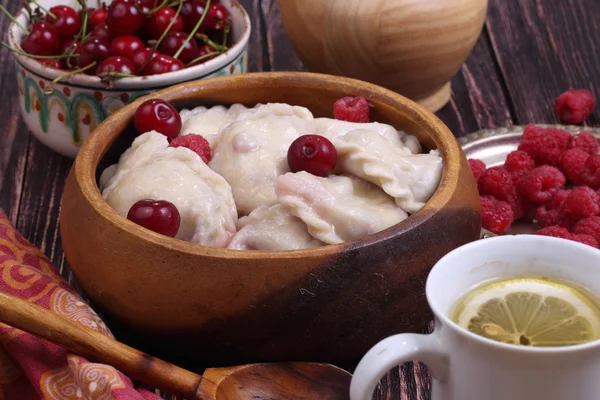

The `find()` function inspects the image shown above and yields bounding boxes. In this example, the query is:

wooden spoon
[0,291,351,399]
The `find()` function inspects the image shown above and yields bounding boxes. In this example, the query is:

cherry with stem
[0,41,81,59]
[173,0,210,60]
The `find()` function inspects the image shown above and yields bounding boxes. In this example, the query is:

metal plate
[458,125,600,238]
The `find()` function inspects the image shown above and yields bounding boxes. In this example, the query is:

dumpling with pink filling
[275,171,408,245]
[227,204,324,251]
[209,103,316,216]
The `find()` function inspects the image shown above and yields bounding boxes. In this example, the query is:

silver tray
[458,125,600,238]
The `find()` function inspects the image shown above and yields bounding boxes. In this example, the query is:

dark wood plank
[261,0,304,72]
[487,0,600,126]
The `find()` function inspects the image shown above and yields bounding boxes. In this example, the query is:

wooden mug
[279,0,488,112]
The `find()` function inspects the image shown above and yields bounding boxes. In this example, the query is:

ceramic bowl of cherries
[6,0,250,159]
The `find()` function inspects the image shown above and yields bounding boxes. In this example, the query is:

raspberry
[505,150,535,173]
[563,186,600,221]
[480,196,514,234]
[568,131,599,155]
[168,134,212,163]
[468,159,486,181]
[582,154,600,189]
[518,125,571,166]
[518,165,566,203]
[560,148,589,185]
[333,96,370,123]
[554,89,596,124]
[535,225,572,239]
[478,166,516,202]
[571,234,599,248]
[572,216,600,243]
[535,205,574,229]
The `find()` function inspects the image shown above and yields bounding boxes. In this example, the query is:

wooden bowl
[279,0,488,112]
[60,72,481,365]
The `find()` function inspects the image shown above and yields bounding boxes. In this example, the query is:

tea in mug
[451,277,600,347]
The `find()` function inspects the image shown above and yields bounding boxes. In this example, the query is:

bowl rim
[7,0,251,90]
[71,71,465,260]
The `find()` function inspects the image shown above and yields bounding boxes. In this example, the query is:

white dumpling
[334,129,443,214]
[209,103,316,216]
[227,204,324,251]
[314,118,421,154]
[179,104,248,148]
[275,172,408,244]
[101,131,238,247]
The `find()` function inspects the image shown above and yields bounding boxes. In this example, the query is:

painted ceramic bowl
[60,72,481,365]
[7,0,250,159]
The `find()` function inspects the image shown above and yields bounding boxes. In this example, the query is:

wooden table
[1,0,599,398]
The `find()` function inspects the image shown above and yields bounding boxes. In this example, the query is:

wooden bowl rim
[71,71,463,260]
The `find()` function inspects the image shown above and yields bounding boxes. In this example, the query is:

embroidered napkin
[0,209,162,400]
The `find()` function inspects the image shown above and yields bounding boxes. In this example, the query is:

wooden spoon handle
[0,291,203,399]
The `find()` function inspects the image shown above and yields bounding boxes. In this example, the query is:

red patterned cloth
[0,210,162,400]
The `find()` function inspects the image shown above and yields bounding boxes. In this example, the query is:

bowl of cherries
[6,0,250,158]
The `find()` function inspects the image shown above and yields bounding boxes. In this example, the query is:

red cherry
[203,4,230,31]
[80,37,111,74]
[136,0,158,13]
[145,8,184,40]
[111,35,144,59]
[47,6,81,39]
[90,8,108,27]
[180,0,206,33]
[97,56,136,76]
[143,54,184,76]
[158,31,198,63]
[106,0,144,36]
[90,24,113,41]
[132,47,160,75]
[127,199,180,238]
[287,135,337,177]
[21,21,60,56]
[58,39,82,68]
[133,99,182,139]
[37,58,62,69]
[191,43,219,65]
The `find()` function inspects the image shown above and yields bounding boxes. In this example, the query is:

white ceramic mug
[350,234,600,400]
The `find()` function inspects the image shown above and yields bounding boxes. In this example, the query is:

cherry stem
[221,17,231,48]
[137,0,184,74]
[173,0,210,59]
[0,41,81,59]
[98,71,135,79]
[29,0,56,19]
[0,5,29,34]
[147,0,169,14]
[185,50,220,66]
[195,33,223,52]
[44,61,96,95]
[66,0,89,68]
[21,1,33,22]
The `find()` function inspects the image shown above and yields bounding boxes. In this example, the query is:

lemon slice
[452,278,600,347]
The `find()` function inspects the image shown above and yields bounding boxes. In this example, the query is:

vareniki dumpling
[178,104,249,148]
[101,131,238,247]
[314,118,421,154]
[227,204,324,251]
[334,129,443,213]
[275,171,408,244]
[210,103,316,216]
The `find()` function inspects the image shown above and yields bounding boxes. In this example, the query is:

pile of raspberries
[469,125,600,248]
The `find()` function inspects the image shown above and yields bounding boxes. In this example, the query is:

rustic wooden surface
[0,0,599,398]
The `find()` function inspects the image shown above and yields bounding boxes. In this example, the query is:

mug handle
[350,333,448,400]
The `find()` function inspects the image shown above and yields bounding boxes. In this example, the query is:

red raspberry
[333,96,370,123]
[468,159,486,181]
[518,125,570,166]
[518,165,566,203]
[168,134,211,163]
[582,154,600,189]
[478,166,516,202]
[535,225,572,239]
[571,234,599,248]
[568,131,598,155]
[554,89,596,125]
[563,186,600,221]
[535,206,574,229]
[480,196,514,235]
[560,148,589,185]
[505,150,535,173]
[572,216,600,243]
